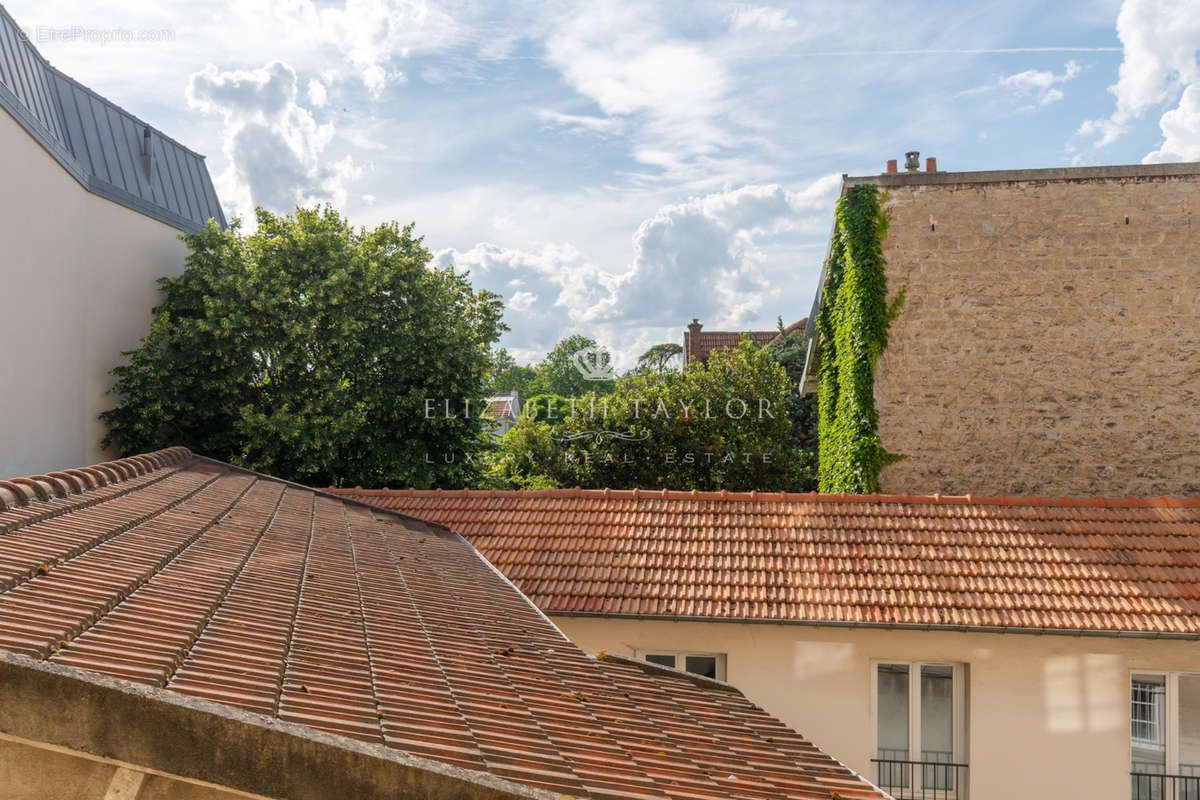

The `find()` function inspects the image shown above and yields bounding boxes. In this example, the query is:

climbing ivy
[817,184,901,493]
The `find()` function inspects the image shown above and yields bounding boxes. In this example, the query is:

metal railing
[871,757,968,799]
[1130,771,1200,800]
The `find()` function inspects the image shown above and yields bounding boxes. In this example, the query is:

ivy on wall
[817,184,902,493]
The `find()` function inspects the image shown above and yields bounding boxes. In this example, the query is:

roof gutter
[546,610,1200,642]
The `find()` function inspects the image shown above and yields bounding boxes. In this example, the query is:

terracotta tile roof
[330,487,1200,637]
[686,330,777,363]
[486,397,515,419]
[0,450,885,800]
[684,318,806,363]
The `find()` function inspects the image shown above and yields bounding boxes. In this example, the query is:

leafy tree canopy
[633,342,683,374]
[484,347,537,398]
[527,334,616,396]
[487,338,809,491]
[101,206,505,488]
[522,393,573,424]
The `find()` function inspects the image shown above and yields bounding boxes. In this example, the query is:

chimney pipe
[904,151,920,172]
[886,159,898,174]
[926,156,937,173]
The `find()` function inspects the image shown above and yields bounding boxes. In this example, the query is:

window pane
[921,665,954,760]
[922,665,955,791]
[877,664,909,758]
[877,664,909,790]
[1179,675,1200,778]
[684,655,717,679]
[645,654,676,668]
[1131,674,1166,780]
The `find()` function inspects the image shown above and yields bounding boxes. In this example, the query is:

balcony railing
[871,756,968,799]
[1130,771,1200,800]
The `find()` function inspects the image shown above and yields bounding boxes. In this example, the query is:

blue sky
[11,0,1200,366]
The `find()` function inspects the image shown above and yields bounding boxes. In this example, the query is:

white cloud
[435,175,841,364]
[188,61,361,216]
[542,4,733,179]
[1146,84,1200,160]
[306,78,328,107]
[309,0,459,96]
[966,60,1082,109]
[728,5,797,32]
[536,109,624,136]
[508,291,537,311]
[595,177,841,326]
[1080,0,1200,153]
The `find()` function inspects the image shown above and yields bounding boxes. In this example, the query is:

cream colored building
[556,617,1200,800]
[337,486,1200,800]
[0,4,224,477]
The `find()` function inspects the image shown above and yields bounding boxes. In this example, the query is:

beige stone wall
[0,108,189,478]
[554,614,1200,800]
[867,173,1200,496]
[0,735,258,800]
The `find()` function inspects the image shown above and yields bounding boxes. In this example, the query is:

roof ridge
[326,485,1200,509]
[0,446,192,512]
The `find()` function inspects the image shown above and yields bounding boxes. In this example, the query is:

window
[638,651,725,681]
[1131,673,1200,800]
[1132,678,1165,751]
[873,661,968,798]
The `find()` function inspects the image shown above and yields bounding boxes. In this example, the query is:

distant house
[0,449,889,800]
[336,485,1200,800]
[483,389,521,437]
[684,317,806,363]
[0,3,224,478]
[803,158,1200,497]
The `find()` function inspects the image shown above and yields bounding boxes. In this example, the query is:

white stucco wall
[0,108,190,477]
[554,615,1200,800]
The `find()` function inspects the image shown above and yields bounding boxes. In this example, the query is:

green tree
[101,206,505,488]
[489,338,805,491]
[764,319,818,492]
[522,393,572,424]
[633,342,683,374]
[485,419,569,489]
[528,334,616,396]
[485,348,536,397]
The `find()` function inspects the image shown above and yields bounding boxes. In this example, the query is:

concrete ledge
[847,161,1200,188]
[0,649,554,800]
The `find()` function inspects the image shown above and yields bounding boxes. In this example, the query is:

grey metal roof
[0,3,225,232]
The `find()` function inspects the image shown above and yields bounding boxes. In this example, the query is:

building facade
[337,486,1200,800]
[0,4,224,477]
[805,161,1200,497]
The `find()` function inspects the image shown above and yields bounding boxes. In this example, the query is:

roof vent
[141,126,153,180]
[904,151,920,172]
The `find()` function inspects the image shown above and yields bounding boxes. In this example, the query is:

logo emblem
[571,346,616,381]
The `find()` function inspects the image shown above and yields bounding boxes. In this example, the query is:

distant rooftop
[684,317,805,364]
[0,3,224,232]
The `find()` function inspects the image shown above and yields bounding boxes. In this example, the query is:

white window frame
[1130,671,1200,776]
[870,660,968,794]
[1131,676,1166,752]
[636,649,726,681]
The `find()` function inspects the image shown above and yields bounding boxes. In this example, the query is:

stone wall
[866,170,1200,496]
